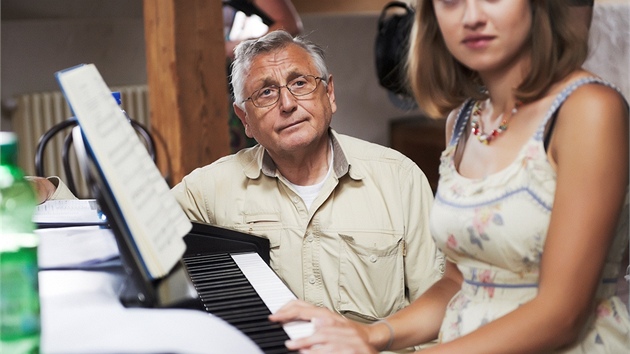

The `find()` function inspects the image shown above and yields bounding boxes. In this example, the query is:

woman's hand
[269,300,376,354]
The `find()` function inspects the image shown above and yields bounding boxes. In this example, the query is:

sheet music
[36,226,120,270]
[33,199,106,226]
[56,64,191,279]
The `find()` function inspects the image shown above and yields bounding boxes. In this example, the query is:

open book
[55,64,191,279]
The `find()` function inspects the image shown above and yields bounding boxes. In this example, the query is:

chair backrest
[35,116,156,198]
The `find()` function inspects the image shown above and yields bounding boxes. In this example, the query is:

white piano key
[231,253,314,340]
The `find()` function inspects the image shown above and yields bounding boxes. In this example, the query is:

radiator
[12,85,150,198]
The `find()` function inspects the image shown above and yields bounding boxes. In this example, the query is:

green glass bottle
[0,132,40,354]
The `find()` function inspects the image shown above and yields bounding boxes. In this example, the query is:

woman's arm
[372,260,463,350]
[270,261,462,352]
[420,82,629,353]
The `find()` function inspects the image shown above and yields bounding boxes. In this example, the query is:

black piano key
[195,277,251,290]
[244,324,287,336]
[206,304,269,320]
[203,297,266,311]
[182,253,296,354]
[247,334,291,348]
[214,308,273,324]
[195,285,257,299]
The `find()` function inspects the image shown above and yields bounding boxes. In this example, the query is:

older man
[35,30,443,324]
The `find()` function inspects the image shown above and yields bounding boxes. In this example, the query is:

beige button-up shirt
[172,129,444,322]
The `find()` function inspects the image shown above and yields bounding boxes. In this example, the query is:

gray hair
[230,30,329,109]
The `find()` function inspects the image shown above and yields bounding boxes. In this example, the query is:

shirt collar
[243,128,363,181]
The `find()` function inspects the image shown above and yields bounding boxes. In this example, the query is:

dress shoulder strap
[448,99,475,147]
[535,77,624,141]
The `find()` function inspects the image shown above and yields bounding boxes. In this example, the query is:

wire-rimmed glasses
[242,75,325,108]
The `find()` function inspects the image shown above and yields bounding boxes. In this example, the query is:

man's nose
[277,86,298,111]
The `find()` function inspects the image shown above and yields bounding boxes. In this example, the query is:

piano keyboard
[182,252,313,354]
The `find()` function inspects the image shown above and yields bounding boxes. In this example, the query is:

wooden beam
[143,0,230,186]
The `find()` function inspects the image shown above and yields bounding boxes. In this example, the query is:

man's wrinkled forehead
[246,45,315,83]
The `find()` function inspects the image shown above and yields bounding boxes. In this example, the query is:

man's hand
[26,176,57,204]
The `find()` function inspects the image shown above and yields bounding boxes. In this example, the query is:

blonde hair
[408,0,588,118]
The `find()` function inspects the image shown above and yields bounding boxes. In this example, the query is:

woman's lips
[462,35,494,49]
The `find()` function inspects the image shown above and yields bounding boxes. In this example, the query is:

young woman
[270,0,629,353]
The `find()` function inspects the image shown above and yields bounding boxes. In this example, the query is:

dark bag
[375,1,415,97]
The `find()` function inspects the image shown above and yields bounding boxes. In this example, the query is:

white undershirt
[285,143,334,210]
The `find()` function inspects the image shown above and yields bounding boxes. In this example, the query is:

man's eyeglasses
[243,75,325,108]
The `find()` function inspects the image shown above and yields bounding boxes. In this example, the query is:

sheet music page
[33,199,107,225]
[36,226,120,270]
[56,64,191,279]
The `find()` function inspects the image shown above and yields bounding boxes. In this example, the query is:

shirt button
[308,275,316,284]
[292,197,300,204]
[369,255,378,263]
[307,235,314,242]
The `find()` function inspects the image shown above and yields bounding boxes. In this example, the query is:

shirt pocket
[338,231,405,320]
[232,213,283,271]
[233,213,282,245]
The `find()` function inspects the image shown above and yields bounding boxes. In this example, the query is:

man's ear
[233,102,253,138]
[326,75,337,113]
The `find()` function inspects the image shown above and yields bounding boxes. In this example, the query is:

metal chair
[34,116,156,198]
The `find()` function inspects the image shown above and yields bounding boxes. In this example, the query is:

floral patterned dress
[430,77,630,352]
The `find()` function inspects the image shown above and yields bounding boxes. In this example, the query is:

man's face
[234,44,337,158]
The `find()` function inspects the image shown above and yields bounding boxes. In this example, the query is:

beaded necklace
[470,99,520,145]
